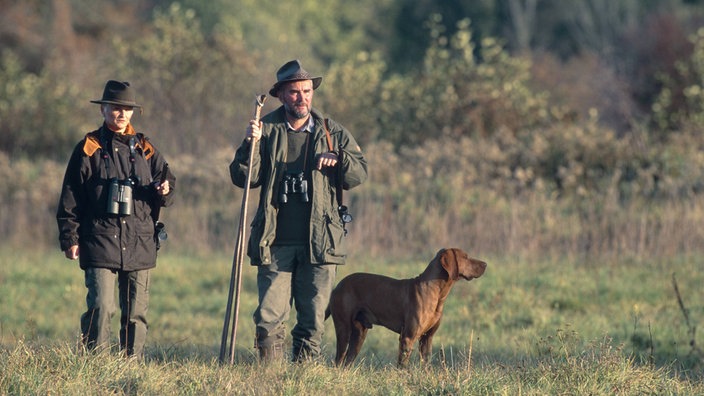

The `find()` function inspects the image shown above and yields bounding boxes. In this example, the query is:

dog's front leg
[397,334,415,367]
[418,333,434,363]
[419,323,440,363]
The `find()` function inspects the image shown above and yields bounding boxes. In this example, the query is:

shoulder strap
[322,119,352,231]
[323,119,334,152]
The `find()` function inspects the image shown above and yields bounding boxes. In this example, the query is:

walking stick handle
[246,95,267,142]
[254,94,266,120]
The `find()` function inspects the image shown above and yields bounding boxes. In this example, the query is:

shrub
[376,16,560,148]
[0,51,85,160]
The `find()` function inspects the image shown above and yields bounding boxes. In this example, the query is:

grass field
[2,247,704,394]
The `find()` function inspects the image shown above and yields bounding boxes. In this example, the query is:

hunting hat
[90,80,142,108]
[269,59,322,97]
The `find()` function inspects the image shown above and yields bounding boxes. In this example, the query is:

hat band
[284,72,313,81]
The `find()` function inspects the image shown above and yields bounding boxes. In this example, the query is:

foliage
[3,1,704,153]
[6,129,704,261]
[315,51,387,146]
[0,51,85,159]
[387,0,500,72]
[106,3,260,155]
[167,0,396,66]
[4,2,704,262]
[377,17,558,147]
[653,27,704,133]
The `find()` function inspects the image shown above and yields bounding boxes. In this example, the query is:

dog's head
[438,248,487,281]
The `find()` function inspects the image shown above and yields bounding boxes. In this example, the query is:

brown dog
[326,248,487,367]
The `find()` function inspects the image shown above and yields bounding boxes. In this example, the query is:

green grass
[1,248,704,394]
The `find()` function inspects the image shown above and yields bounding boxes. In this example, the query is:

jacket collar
[82,123,155,159]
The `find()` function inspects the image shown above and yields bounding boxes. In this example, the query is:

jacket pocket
[79,229,120,267]
[323,214,347,264]
[131,232,157,269]
[247,210,265,263]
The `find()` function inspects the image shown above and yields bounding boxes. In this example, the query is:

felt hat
[90,80,142,108]
[269,60,322,97]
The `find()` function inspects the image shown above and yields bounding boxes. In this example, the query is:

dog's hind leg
[332,318,350,366]
[344,319,369,365]
[333,334,349,366]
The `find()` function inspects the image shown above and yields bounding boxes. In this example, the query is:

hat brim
[269,76,322,97]
[90,99,142,108]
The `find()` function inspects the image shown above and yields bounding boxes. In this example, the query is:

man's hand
[316,151,338,170]
[246,120,263,142]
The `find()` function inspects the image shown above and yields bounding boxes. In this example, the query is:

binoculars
[279,172,309,203]
[106,178,134,216]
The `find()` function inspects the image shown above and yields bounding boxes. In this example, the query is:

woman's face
[101,104,134,133]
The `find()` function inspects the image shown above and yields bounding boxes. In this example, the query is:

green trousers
[253,245,336,361]
[81,267,150,358]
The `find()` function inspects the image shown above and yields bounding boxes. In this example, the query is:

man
[57,80,175,358]
[229,60,368,362]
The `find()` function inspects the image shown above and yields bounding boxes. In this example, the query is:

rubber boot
[255,328,285,363]
[257,342,284,363]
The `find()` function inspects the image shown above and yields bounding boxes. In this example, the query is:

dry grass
[4,131,704,263]
[2,249,704,394]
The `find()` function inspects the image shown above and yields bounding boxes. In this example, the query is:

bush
[0,51,86,160]
[653,27,704,134]
[105,4,260,156]
[376,16,560,148]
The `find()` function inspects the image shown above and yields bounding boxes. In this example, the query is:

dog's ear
[439,248,459,280]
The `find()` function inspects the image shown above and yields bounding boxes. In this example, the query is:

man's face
[280,80,314,120]
[101,104,134,133]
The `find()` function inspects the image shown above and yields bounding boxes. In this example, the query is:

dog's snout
[472,259,487,277]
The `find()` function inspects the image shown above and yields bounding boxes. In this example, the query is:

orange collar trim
[82,124,154,159]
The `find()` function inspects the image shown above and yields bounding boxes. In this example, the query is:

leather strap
[322,119,344,208]
[323,118,334,152]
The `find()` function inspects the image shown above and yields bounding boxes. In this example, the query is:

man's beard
[285,103,310,119]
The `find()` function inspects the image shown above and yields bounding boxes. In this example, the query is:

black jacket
[56,124,175,271]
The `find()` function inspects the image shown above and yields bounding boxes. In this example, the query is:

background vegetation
[2,0,704,393]
[2,0,704,260]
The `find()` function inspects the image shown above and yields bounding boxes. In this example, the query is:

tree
[505,0,538,53]
[106,4,260,155]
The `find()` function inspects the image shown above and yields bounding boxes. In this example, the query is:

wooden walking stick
[219,94,267,364]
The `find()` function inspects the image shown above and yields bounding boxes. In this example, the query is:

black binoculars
[279,172,309,203]
[106,178,134,216]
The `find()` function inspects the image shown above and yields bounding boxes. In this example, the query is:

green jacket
[229,107,367,265]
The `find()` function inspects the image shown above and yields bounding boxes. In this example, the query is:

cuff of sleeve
[60,236,78,252]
